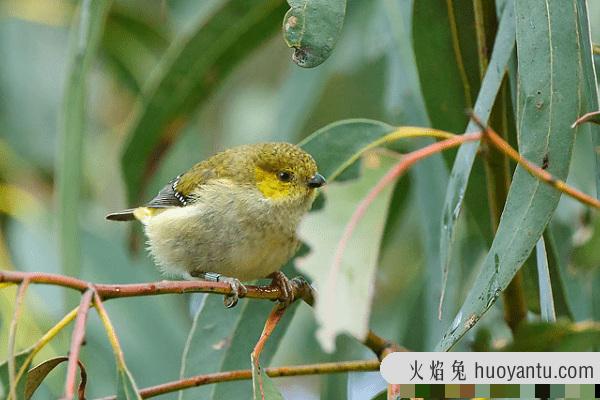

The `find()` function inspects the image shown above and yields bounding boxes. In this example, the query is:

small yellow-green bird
[106,142,325,307]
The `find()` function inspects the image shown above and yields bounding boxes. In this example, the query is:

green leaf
[122,0,286,205]
[505,321,600,352]
[299,119,393,181]
[437,0,584,351]
[24,357,69,400]
[282,0,346,68]
[296,155,396,351]
[251,355,284,400]
[438,1,516,312]
[179,295,295,399]
[412,0,495,132]
[573,2,600,199]
[116,366,142,400]
[536,237,556,322]
[57,0,112,308]
[0,349,33,400]
[101,6,169,91]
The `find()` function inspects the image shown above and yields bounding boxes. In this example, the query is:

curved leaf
[251,354,284,400]
[24,356,87,400]
[299,118,452,182]
[179,295,295,399]
[536,237,556,322]
[296,155,396,351]
[283,0,346,68]
[438,1,516,307]
[122,0,287,204]
[437,0,583,351]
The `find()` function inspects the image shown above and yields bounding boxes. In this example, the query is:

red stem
[63,289,94,399]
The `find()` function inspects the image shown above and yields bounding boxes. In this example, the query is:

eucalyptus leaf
[24,357,72,400]
[179,294,295,399]
[438,1,516,313]
[251,355,284,400]
[296,155,396,351]
[536,237,556,323]
[283,0,346,68]
[437,0,583,351]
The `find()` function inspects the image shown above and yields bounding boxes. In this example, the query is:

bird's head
[248,143,325,205]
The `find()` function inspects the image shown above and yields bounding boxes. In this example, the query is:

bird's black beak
[308,173,326,188]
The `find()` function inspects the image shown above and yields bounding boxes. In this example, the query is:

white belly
[142,185,300,281]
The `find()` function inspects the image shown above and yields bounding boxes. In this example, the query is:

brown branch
[0,270,314,303]
[1,267,401,397]
[95,359,381,400]
[62,289,94,400]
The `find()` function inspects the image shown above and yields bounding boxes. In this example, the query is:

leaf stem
[251,304,287,400]
[63,289,94,400]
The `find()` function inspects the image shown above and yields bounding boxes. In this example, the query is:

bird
[106,142,325,307]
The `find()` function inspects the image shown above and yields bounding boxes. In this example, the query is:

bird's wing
[145,161,218,208]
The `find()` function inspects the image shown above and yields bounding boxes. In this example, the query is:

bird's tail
[105,209,137,221]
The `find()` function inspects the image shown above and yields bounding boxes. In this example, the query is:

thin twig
[7,279,29,400]
[95,359,381,400]
[93,291,126,368]
[251,304,287,400]
[63,289,94,400]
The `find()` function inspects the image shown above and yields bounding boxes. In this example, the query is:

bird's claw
[269,271,294,307]
[219,277,247,308]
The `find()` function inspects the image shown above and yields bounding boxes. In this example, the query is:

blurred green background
[2,0,600,398]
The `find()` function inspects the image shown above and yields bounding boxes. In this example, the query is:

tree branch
[95,359,381,400]
[0,270,314,303]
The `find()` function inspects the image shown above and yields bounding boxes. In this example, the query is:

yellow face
[252,143,325,202]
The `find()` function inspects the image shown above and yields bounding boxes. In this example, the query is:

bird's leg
[190,271,247,308]
[268,271,294,307]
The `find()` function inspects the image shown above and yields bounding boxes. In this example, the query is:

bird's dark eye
[277,171,293,182]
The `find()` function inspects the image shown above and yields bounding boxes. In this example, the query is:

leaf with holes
[283,0,346,68]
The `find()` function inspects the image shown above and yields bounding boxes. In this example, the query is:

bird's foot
[189,271,247,308]
[218,276,248,308]
[268,271,294,307]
